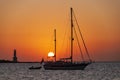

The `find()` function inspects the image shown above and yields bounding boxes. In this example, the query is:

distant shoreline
[0,62,40,63]
[0,61,120,63]
[0,60,40,63]
[94,61,120,63]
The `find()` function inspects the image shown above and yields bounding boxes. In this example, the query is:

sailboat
[44,8,92,70]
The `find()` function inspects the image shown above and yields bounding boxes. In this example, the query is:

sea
[0,62,120,80]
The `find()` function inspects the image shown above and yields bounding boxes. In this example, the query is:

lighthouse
[13,49,17,62]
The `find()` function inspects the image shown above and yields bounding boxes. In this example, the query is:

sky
[0,0,120,62]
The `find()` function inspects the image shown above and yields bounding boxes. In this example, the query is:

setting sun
[48,52,54,57]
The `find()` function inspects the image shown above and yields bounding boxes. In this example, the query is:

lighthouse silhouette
[13,49,18,62]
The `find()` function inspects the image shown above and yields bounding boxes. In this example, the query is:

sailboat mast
[54,29,56,62]
[71,8,73,63]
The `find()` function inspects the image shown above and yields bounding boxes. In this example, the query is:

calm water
[0,62,120,80]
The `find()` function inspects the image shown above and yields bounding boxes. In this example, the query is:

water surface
[0,62,120,80]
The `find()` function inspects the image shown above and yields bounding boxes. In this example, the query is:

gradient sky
[0,0,120,62]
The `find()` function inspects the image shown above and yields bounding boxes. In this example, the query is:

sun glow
[48,52,54,57]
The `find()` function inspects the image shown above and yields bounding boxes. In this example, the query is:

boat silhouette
[29,58,44,70]
[44,8,92,70]
[29,66,41,70]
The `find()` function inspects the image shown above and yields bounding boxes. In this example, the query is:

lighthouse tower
[13,49,17,62]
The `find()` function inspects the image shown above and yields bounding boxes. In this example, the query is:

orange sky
[0,0,120,62]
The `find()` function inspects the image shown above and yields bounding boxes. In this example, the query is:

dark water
[0,62,120,80]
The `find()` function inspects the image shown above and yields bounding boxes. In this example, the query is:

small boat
[29,66,41,70]
[44,8,92,70]
[28,58,44,70]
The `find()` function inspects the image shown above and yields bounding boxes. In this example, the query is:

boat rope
[60,25,68,51]
[73,27,84,61]
[59,16,70,58]
[73,10,92,62]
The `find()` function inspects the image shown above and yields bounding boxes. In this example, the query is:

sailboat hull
[29,66,41,70]
[44,62,90,70]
